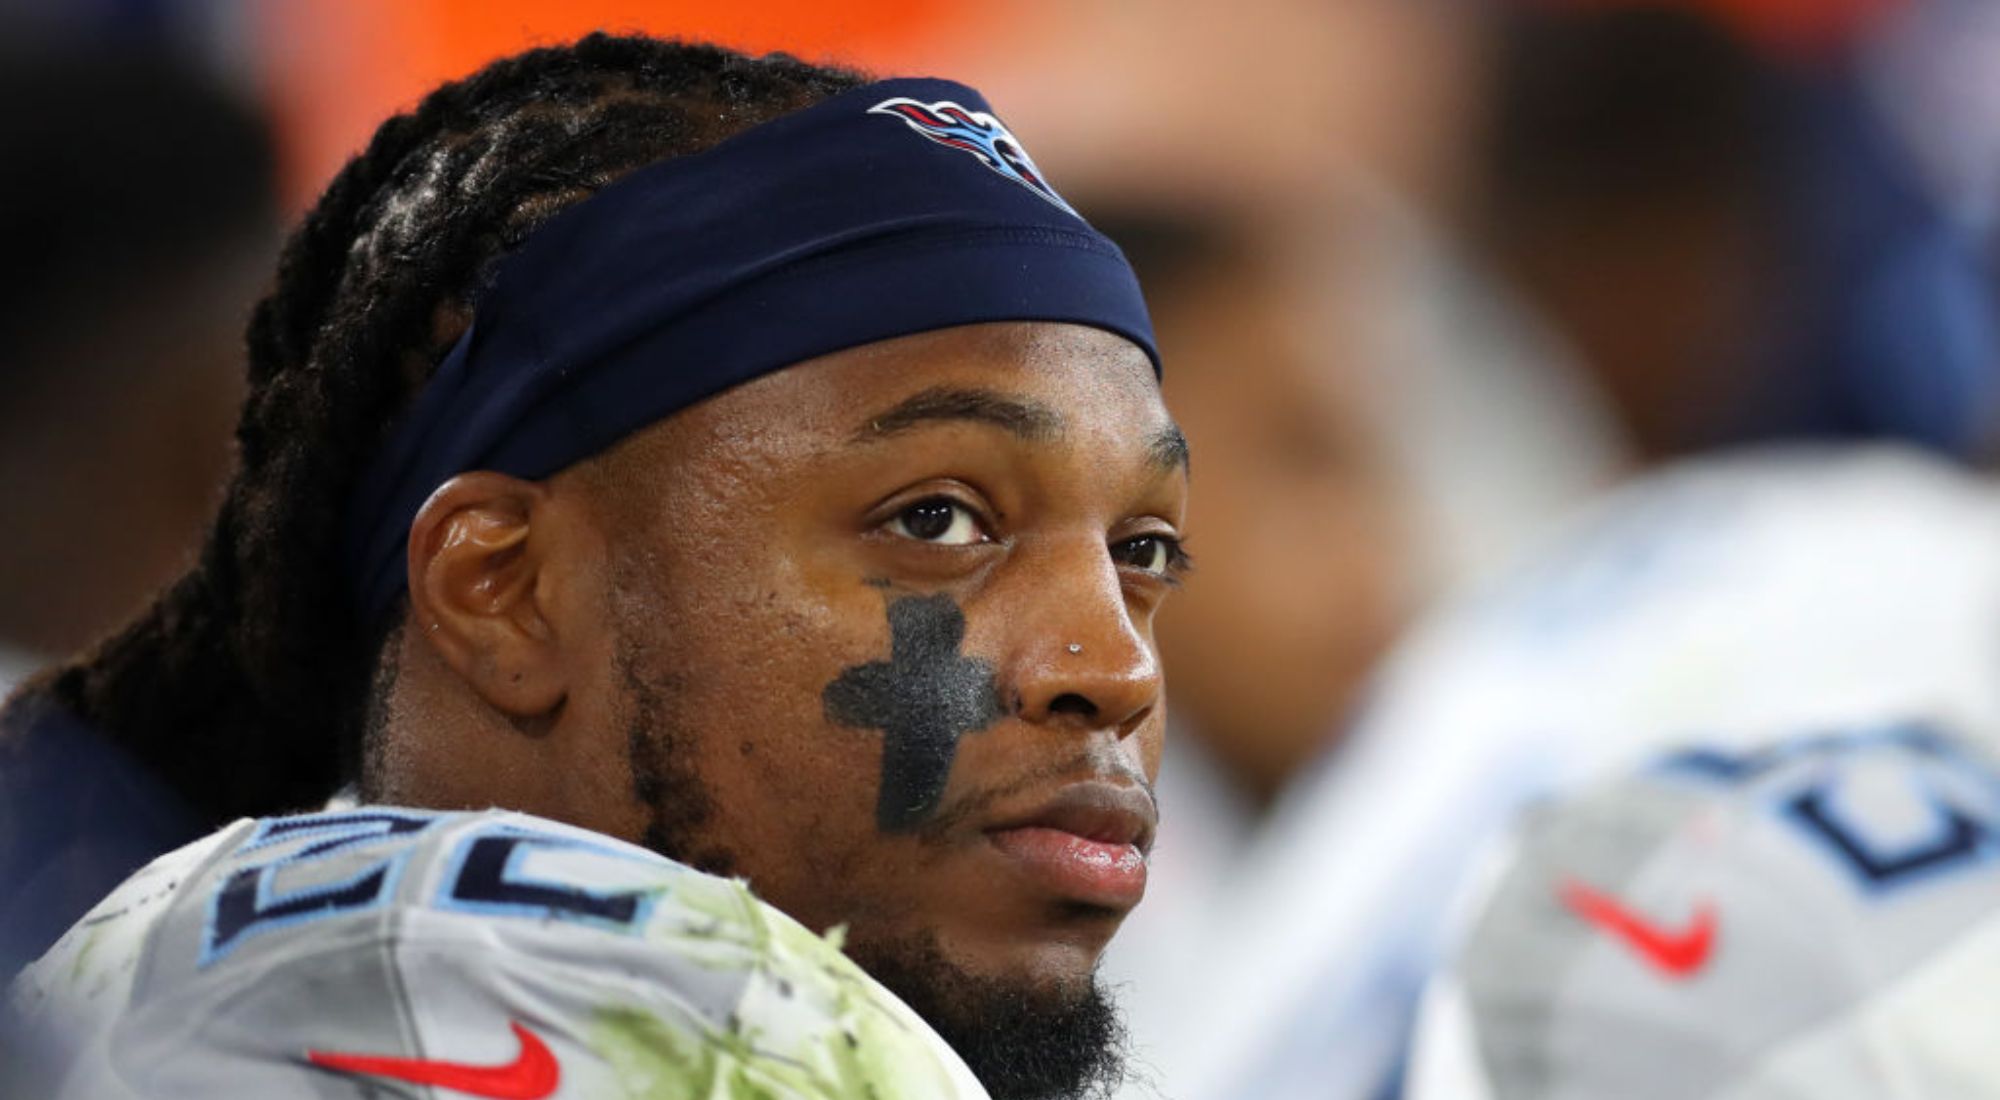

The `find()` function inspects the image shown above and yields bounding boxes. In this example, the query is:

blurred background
[2,1,1996,1097]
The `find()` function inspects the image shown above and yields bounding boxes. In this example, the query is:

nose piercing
[1066,643,1083,655]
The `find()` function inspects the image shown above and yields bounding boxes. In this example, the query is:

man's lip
[981,781,1158,856]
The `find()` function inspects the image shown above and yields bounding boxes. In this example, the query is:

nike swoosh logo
[1558,876,1717,978]
[307,1020,560,1099]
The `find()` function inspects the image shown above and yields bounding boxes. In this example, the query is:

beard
[618,641,739,877]
[846,929,1128,1100]
[627,673,1132,1099]
[613,616,1129,1099]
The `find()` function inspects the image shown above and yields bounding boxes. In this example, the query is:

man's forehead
[849,383,1189,475]
[817,323,1176,466]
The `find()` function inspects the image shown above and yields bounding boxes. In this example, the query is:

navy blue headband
[340,77,1157,620]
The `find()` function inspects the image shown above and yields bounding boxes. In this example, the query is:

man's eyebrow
[852,386,1065,443]
[1150,424,1191,473]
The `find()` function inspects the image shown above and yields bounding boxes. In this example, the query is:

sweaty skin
[824,594,1006,832]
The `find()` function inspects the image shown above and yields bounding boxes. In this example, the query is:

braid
[13,35,865,827]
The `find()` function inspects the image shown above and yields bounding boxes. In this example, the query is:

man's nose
[997,541,1162,735]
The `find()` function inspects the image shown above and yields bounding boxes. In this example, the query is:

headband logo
[869,97,1079,218]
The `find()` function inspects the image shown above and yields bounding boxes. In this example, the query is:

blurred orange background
[254,0,962,210]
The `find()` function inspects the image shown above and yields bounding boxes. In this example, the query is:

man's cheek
[823,593,1004,832]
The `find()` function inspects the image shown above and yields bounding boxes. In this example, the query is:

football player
[2,34,1187,1100]
[1148,445,2000,1098]
[1407,726,2000,1099]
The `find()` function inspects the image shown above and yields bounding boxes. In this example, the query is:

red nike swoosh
[1558,876,1717,978]
[307,1020,559,1099]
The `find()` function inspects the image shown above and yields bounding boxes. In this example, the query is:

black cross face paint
[823,593,1004,831]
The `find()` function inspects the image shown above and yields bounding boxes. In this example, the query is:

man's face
[557,321,1185,1011]
[1154,249,1412,805]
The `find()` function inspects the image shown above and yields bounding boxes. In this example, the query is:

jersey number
[202,812,655,967]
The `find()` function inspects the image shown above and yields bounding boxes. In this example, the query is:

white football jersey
[1406,727,2000,1100]
[3,807,988,1099]
[1134,446,2000,1100]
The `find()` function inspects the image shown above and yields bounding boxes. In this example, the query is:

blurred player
[1080,196,1616,1100]
[1171,445,2000,1098]
[1081,209,1418,1100]
[1407,726,2000,1099]
[3,35,1186,1100]
[0,49,269,676]
[0,46,273,983]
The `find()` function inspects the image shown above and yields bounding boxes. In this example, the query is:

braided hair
[8,34,864,828]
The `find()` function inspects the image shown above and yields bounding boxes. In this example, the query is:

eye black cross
[823,594,1004,831]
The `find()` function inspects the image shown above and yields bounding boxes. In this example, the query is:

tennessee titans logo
[869,97,1079,218]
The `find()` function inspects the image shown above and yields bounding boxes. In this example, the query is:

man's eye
[887,499,985,546]
[1111,534,1187,578]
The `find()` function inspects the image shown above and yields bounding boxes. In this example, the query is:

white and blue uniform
[1407,728,2000,1100]
[1110,446,2000,1100]
[4,808,987,1099]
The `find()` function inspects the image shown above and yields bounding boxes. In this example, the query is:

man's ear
[406,472,568,717]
